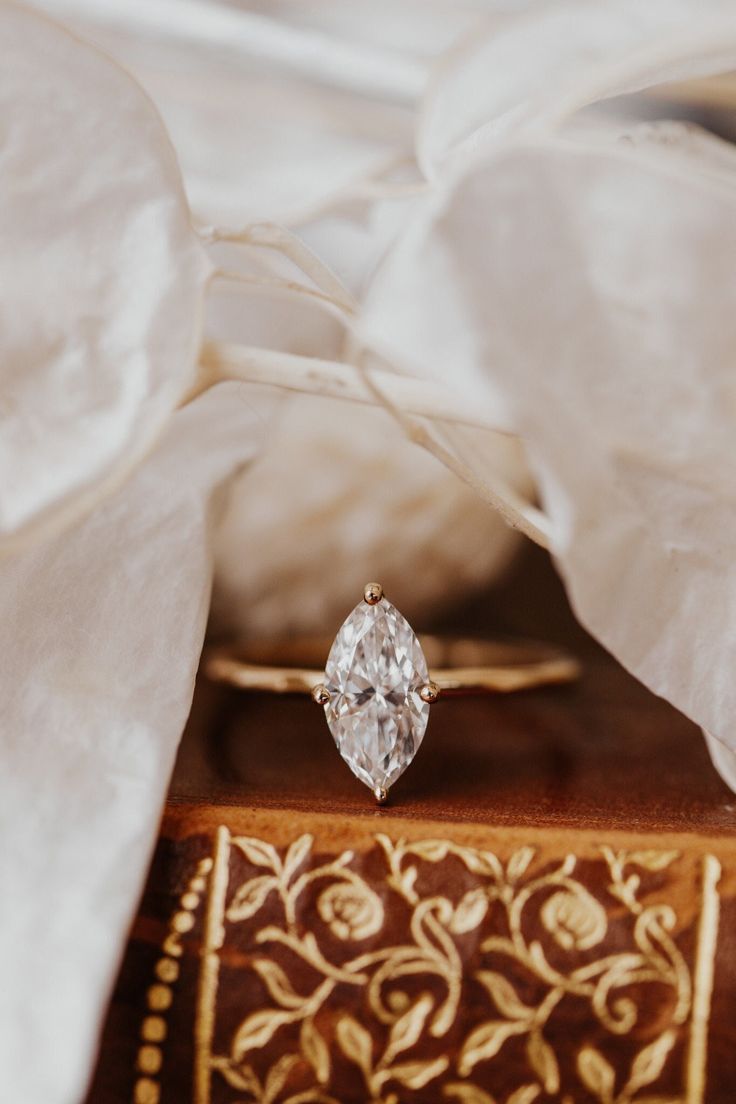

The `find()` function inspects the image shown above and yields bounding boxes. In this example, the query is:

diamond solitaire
[205,592,579,805]
[312,583,439,804]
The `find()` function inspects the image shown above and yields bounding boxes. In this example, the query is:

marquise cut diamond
[323,596,430,792]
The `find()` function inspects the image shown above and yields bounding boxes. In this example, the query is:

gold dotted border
[132,856,212,1104]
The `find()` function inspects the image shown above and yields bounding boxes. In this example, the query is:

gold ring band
[204,635,579,696]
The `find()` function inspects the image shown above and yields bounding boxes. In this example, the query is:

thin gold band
[204,635,580,696]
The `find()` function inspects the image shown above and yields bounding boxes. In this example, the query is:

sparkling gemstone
[323,596,430,792]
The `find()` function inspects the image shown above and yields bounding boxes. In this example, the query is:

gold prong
[364,582,384,605]
[373,786,389,805]
[311,684,331,706]
[420,681,440,704]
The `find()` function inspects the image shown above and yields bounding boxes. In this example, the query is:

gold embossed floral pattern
[540,886,607,951]
[190,828,720,1104]
[317,881,384,942]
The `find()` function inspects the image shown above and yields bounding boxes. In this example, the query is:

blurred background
[30,1,736,637]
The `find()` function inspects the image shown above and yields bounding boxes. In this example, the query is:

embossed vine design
[209,834,690,1103]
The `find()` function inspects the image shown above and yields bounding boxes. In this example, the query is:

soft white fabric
[418,0,736,176]
[360,124,736,788]
[213,395,526,636]
[0,9,528,1102]
[0,3,209,549]
[33,0,421,226]
[32,0,530,633]
[0,385,266,1104]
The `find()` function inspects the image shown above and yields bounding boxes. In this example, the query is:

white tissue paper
[32,0,425,225]
[0,2,210,550]
[0,7,524,1102]
[33,0,532,633]
[0,383,267,1103]
[417,0,736,176]
[0,6,268,1102]
[360,127,736,787]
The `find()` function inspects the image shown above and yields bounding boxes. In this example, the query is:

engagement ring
[205,583,579,804]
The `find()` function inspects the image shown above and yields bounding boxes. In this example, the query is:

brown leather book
[87,550,736,1104]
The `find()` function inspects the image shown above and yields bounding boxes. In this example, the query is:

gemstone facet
[323,596,430,792]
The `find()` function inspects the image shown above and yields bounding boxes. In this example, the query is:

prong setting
[373,786,389,805]
[420,681,440,704]
[311,684,331,706]
[363,582,384,605]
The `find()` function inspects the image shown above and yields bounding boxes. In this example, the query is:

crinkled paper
[0,385,265,1103]
[0,2,208,549]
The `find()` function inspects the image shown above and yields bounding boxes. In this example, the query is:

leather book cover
[87,554,736,1104]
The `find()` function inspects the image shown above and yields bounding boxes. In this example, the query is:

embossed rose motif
[318,880,383,941]
[541,887,607,951]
